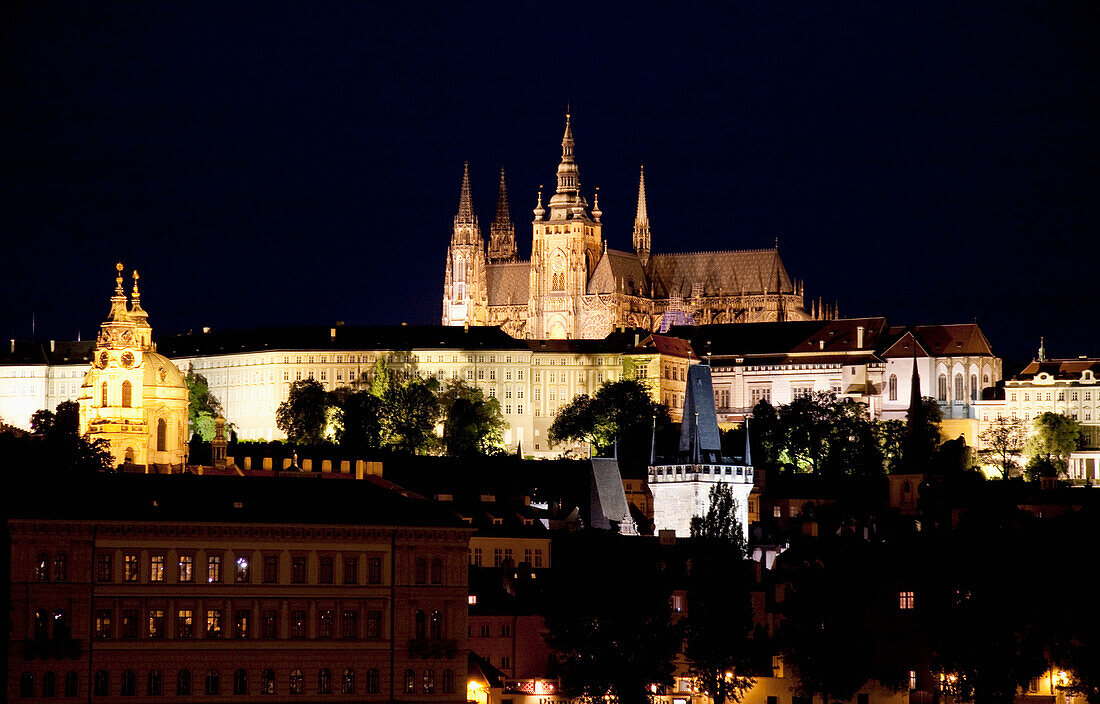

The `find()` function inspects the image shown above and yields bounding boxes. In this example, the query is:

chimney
[857,326,865,349]
[10,339,14,354]
[658,529,676,545]
[634,332,640,347]
[818,340,824,350]
[50,340,56,352]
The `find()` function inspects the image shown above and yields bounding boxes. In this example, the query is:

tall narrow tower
[442,162,489,326]
[633,165,651,266]
[487,167,517,263]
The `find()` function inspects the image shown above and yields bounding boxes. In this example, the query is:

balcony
[408,638,458,659]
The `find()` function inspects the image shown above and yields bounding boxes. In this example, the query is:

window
[430,610,442,640]
[534,549,543,568]
[909,670,918,691]
[493,548,503,567]
[346,669,360,695]
[938,374,948,401]
[750,387,771,404]
[423,669,435,694]
[206,610,222,638]
[263,555,278,583]
[888,374,898,401]
[343,556,359,584]
[122,670,137,697]
[178,555,193,582]
[415,610,427,639]
[404,670,416,694]
[501,655,511,669]
[291,610,307,638]
[101,381,108,407]
[367,557,382,584]
[318,669,332,694]
[319,609,334,638]
[366,610,382,639]
[150,555,165,582]
[123,553,139,581]
[415,558,427,584]
[443,669,455,694]
[235,555,250,583]
[64,671,78,697]
[262,669,275,695]
[176,670,191,696]
[205,670,220,696]
[96,553,112,582]
[148,610,165,638]
[121,609,139,638]
[147,671,162,696]
[262,610,277,638]
[94,671,109,697]
[343,610,358,639]
[291,556,307,583]
[156,418,167,452]
[52,552,67,582]
[289,669,303,695]
[207,555,221,583]
[21,672,34,698]
[899,591,915,610]
[41,671,57,698]
[954,374,964,401]
[319,556,334,584]
[235,610,250,639]
[121,380,132,407]
[177,609,193,638]
[471,547,482,566]
[971,375,978,400]
[95,609,112,639]
[234,669,248,695]
[431,557,443,585]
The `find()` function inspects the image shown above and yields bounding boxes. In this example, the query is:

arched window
[101,381,108,407]
[289,669,303,695]
[365,669,379,694]
[983,374,990,386]
[156,418,167,452]
[404,669,415,694]
[124,447,134,464]
[21,672,34,698]
[53,610,69,640]
[423,669,435,694]
[970,374,978,401]
[94,671,109,697]
[414,610,426,640]
[176,670,191,696]
[262,669,275,695]
[36,552,50,581]
[955,374,964,401]
[888,374,898,401]
[342,669,356,695]
[443,669,455,694]
[234,669,248,695]
[205,670,219,696]
[121,380,132,408]
[34,609,50,639]
[415,558,427,584]
[318,669,331,694]
[64,671,78,698]
[121,670,136,696]
[43,671,56,697]
[54,554,67,581]
[147,671,162,697]
[937,374,947,401]
[429,610,442,640]
[430,557,443,585]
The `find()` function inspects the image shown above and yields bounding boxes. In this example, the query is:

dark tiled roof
[647,248,792,298]
[587,248,648,296]
[880,324,996,358]
[0,340,95,366]
[486,261,530,306]
[1012,359,1100,381]
[159,324,528,357]
[670,321,830,357]
[6,473,469,529]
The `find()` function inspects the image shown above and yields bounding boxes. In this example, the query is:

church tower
[487,167,517,264]
[529,112,604,339]
[633,165,651,265]
[442,162,489,326]
[79,263,189,470]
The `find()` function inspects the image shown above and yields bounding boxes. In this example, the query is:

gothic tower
[442,162,489,326]
[529,112,604,339]
[633,164,651,266]
[487,167,517,264]
[79,263,189,470]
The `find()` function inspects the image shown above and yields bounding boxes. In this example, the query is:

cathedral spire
[633,164,651,265]
[548,110,587,218]
[107,262,130,322]
[129,270,149,323]
[488,166,517,263]
[452,161,481,246]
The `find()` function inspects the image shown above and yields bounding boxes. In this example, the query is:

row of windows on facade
[1010,389,1097,403]
[69,551,445,586]
[18,667,454,698]
[193,351,614,369]
[468,546,544,568]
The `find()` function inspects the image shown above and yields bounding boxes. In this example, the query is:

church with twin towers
[442,113,820,340]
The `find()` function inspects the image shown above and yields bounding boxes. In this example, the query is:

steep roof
[587,248,648,296]
[1012,358,1100,381]
[486,261,530,306]
[647,248,792,298]
[881,324,996,358]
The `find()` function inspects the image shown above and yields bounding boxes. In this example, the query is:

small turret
[488,166,517,263]
[633,165,651,265]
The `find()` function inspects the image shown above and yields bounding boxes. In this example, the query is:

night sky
[3,2,1097,371]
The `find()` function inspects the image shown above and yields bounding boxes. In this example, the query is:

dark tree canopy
[548,379,670,465]
[185,370,226,441]
[275,379,330,444]
[1026,412,1081,474]
[978,416,1026,479]
[439,380,507,457]
[381,378,440,454]
[335,390,384,453]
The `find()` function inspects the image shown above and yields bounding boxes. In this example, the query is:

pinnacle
[493,167,511,225]
[456,161,475,223]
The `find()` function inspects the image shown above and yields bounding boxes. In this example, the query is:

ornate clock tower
[79,263,189,470]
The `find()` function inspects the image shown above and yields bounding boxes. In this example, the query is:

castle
[442,113,817,340]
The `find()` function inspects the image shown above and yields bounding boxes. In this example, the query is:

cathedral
[442,114,817,340]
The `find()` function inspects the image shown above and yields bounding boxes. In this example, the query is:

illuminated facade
[77,265,189,469]
[0,341,91,430]
[442,114,814,340]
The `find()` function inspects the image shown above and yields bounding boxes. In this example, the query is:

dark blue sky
[3,2,1097,371]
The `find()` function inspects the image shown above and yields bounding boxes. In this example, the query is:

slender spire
[633,164,651,265]
[743,416,752,466]
[591,186,602,222]
[548,110,587,218]
[488,166,517,263]
[773,249,786,323]
[903,350,925,472]
[107,262,129,322]
[129,269,149,323]
[1038,336,1047,362]
[533,185,545,220]
[456,161,475,225]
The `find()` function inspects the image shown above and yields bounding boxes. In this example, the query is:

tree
[335,390,384,452]
[1026,412,1081,474]
[978,416,1026,479]
[548,379,670,463]
[185,371,226,441]
[748,400,781,473]
[778,393,833,473]
[275,379,330,444]
[30,408,56,435]
[10,400,113,473]
[774,394,882,477]
[369,357,390,398]
[875,419,907,473]
[381,378,440,454]
[685,483,756,704]
[439,380,507,457]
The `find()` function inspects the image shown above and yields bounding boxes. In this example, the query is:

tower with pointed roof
[633,165,651,266]
[442,162,490,326]
[78,263,189,470]
[487,167,517,264]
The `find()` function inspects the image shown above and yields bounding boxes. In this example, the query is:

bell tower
[442,162,489,326]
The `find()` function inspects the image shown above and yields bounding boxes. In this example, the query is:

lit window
[899,591,915,610]
[207,555,221,583]
[148,609,165,638]
[150,555,165,582]
[206,610,223,638]
[123,553,139,581]
[178,554,193,582]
